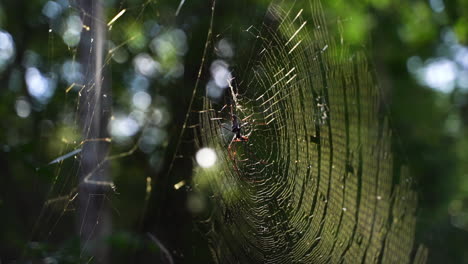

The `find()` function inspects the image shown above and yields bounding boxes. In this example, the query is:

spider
[216,104,252,155]
[215,79,252,145]
[218,110,255,177]
[231,114,249,142]
[208,78,268,176]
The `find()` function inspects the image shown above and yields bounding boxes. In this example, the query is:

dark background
[0,0,467,263]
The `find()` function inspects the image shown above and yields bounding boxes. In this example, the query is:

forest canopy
[0,0,467,263]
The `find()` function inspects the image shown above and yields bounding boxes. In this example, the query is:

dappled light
[132,91,152,111]
[421,58,457,92]
[196,147,217,169]
[1,0,468,263]
[42,1,63,20]
[14,97,31,118]
[61,60,84,85]
[25,67,56,105]
[133,53,161,78]
[108,114,140,140]
[0,30,15,73]
[62,14,83,47]
[407,29,468,93]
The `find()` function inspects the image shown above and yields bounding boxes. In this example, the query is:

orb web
[192,1,426,263]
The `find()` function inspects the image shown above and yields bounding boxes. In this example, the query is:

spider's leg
[219,104,229,113]
[227,134,237,152]
[227,134,244,176]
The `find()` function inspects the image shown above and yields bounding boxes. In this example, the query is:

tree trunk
[77,0,111,262]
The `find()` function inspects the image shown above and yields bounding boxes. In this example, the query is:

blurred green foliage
[0,0,467,263]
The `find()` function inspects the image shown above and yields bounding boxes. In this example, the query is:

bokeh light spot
[216,39,234,58]
[0,30,15,72]
[210,60,231,88]
[196,148,217,168]
[62,15,83,47]
[206,80,224,101]
[108,115,140,141]
[133,53,160,78]
[42,1,63,19]
[25,67,56,104]
[422,58,457,92]
[15,98,31,118]
[132,91,152,111]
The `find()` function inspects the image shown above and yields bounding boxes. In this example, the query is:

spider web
[9,0,429,262]
[22,0,184,262]
[191,0,427,263]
